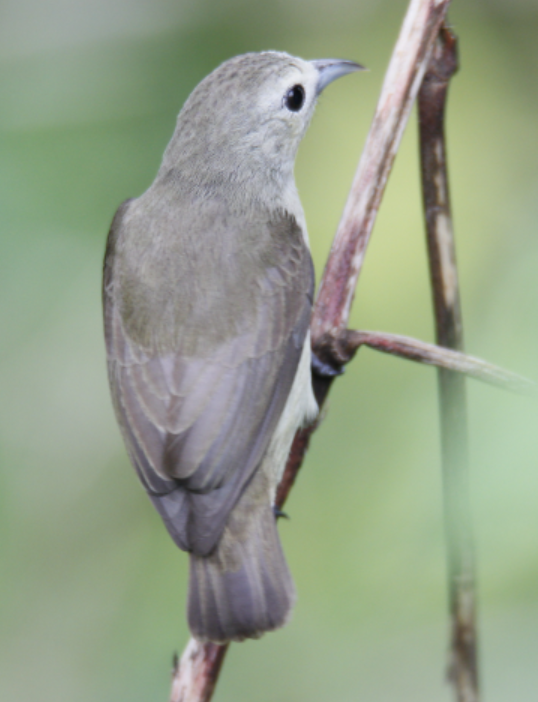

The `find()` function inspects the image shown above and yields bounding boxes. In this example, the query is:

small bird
[103,51,362,643]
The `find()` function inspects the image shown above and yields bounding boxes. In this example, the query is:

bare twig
[169,640,227,702]
[317,329,534,395]
[168,1,455,699]
[312,0,452,343]
[418,25,479,702]
[279,0,453,518]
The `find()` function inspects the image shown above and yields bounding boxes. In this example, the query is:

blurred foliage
[1,0,538,700]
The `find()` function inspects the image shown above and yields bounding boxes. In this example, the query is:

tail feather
[187,473,295,643]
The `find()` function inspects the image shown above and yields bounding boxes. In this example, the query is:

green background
[1,0,538,700]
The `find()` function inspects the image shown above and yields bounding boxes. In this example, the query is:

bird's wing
[103,200,314,556]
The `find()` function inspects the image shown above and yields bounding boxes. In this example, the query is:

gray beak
[310,59,366,95]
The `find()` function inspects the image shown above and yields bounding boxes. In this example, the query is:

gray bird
[103,51,362,643]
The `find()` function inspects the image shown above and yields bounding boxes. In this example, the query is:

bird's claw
[311,351,345,378]
[273,506,290,520]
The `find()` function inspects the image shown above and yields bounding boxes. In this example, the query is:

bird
[103,51,363,644]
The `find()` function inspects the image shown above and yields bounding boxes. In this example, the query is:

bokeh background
[1,0,538,700]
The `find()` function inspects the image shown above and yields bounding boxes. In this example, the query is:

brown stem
[169,640,228,702]
[325,329,535,395]
[418,25,480,702]
[311,0,452,343]
[279,0,453,537]
[168,1,453,699]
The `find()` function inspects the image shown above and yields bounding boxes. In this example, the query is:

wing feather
[103,199,314,556]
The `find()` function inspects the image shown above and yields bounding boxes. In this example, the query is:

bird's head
[158,51,364,204]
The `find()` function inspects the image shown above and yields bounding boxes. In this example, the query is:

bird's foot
[311,351,345,378]
[273,506,289,520]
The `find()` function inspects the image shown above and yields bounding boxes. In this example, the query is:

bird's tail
[187,473,295,643]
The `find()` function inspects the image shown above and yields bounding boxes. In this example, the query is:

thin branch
[169,640,227,702]
[280,0,453,521]
[418,25,479,702]
[322,329,535,395]
[312,0,452,343]
[168,1,454,699]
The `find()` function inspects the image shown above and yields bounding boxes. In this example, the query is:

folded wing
[103,199,314,556]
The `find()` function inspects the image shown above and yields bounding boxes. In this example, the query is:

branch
[418,25,479,702]
[169,641,227,702]
[278,0,453,573]
[317,329,535,396]
[168,1,453,699]
[311,0,452,343]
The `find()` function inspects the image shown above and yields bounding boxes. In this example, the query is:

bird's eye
[284,85,305,112]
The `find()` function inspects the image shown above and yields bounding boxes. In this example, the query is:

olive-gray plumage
[103,51,362,643]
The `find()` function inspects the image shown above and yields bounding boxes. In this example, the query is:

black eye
[284,84,305,112]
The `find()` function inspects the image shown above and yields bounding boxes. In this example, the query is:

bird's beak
[310,59,366,95]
